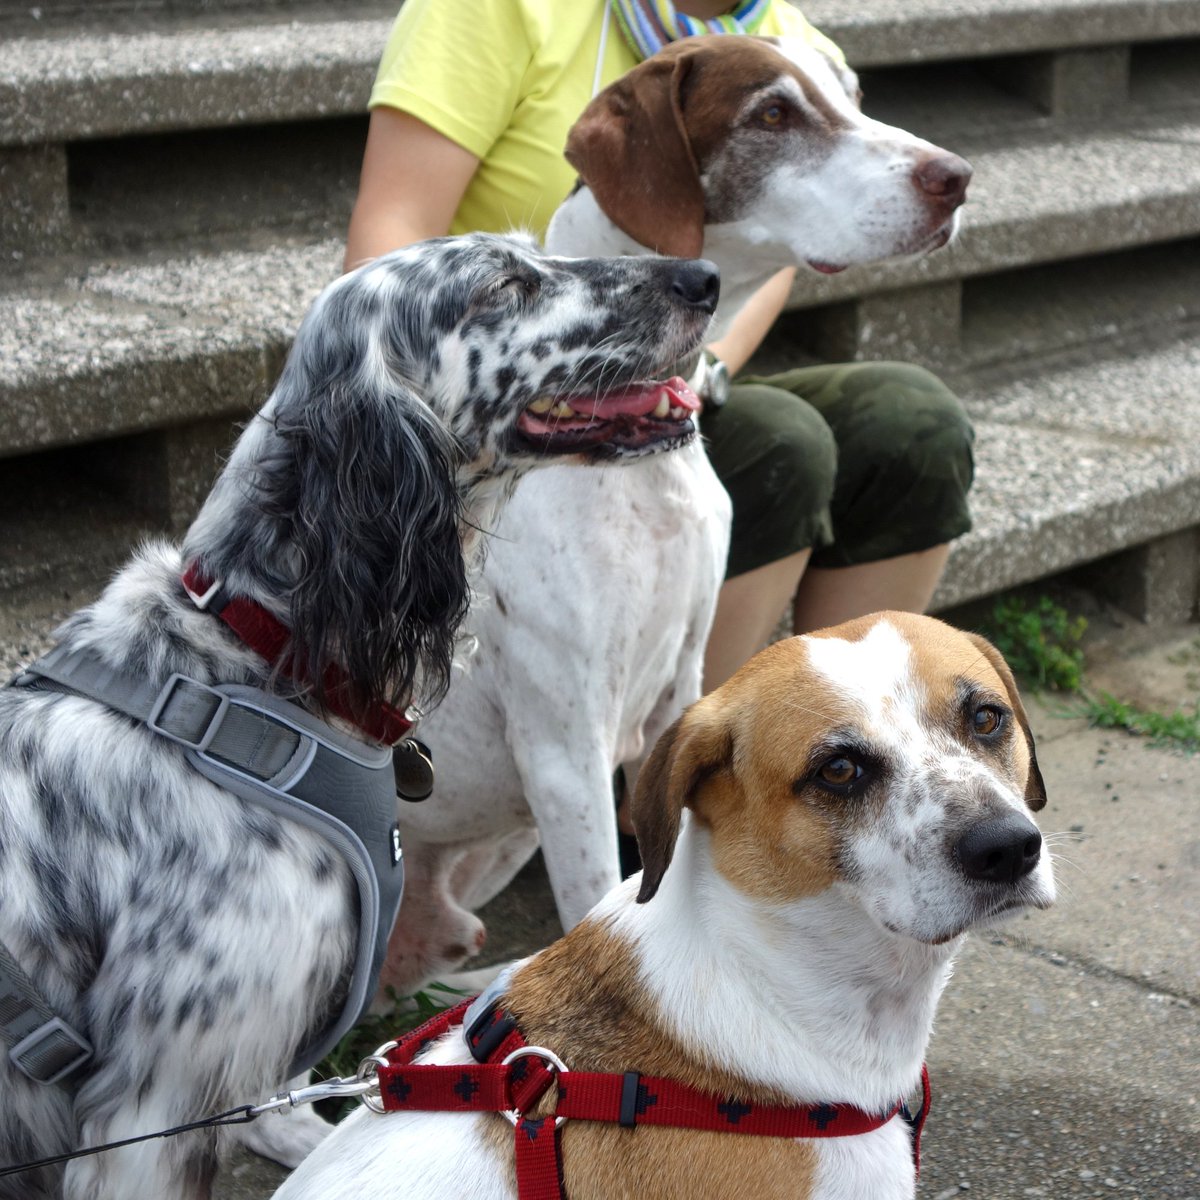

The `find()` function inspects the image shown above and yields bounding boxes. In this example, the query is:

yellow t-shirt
[370,0,844,239]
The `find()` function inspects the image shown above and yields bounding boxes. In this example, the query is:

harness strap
[373,999,928,1199]
[514,1118,567,1200]
[0,944,92,1085]
[6,645,405,1081]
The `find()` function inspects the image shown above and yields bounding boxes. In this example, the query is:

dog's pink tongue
[576,377,701,418]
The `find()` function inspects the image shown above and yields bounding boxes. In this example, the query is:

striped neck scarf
[611,0,770,61]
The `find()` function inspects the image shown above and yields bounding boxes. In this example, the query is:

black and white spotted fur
[0,233,712,1200]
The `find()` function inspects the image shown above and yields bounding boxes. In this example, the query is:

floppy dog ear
[565,49,705,259]
[633,704,731,902]
[265,372,470,723]
[965,632,1047,811]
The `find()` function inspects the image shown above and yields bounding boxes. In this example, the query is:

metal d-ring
[356,1040,401,1114]
[499,1045,570,1129]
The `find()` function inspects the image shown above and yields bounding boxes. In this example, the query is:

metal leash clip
[250,1039,400,1117]
[250,1076,378,1116]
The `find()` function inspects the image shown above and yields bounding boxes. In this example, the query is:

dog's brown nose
[669,259,721,315]
[913,152,973,207]
[955,813,1041,884]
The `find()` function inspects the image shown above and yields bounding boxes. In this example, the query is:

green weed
[1077,690,1200,754]
[980,594,1198,753]
[982,595,1087,693]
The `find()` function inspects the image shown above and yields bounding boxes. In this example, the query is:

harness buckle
[499,1045,569,1129]
[147,675,230,752]
[8,1016,93,1085]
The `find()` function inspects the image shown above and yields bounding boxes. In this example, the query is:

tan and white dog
[384,36,973,992]
[275,613,1054,1200]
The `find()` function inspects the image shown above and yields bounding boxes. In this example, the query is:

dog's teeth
[669,405,687,419]
[551,401,575,418]
[527,396,555,414]
[653,396,671,418]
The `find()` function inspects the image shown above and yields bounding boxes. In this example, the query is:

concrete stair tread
[961,240,1200,370]
[4,0,1200,146]
[6,111,1200,455]
[803,0,1200,67]
[3,328,1195,617]
[936,337,1200,606]
[0,239,341,454]
[1,7,391,145]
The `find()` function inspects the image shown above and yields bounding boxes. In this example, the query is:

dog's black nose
[955,813,1042,884]
[670,259,721,314]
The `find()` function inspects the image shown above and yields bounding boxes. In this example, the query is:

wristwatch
[689,348,731,409]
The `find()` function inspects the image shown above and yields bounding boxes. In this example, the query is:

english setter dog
[0,233,715,1200]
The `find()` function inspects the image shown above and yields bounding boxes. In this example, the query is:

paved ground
[2,590,1196,1198]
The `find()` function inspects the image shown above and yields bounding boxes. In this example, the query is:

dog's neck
[596,815,956,1111]
[546,187,783,343]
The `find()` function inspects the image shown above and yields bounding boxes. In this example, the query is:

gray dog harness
[3,643,412,1083]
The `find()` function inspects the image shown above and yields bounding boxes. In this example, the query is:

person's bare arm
[705,266,796,375]
[343,107,481,271]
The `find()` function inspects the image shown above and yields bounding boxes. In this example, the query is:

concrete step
[5,2,1198,257]
[8,110,1200,458]
[0,7,391,147]
[1,237,339,458]
[3,0,1197,149]
[934,335,1200,611]
[803,0,1200,67]
[4,327,1197,626]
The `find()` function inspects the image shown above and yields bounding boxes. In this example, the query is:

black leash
[0,1105,257,1179]
[0,1066,385,1180]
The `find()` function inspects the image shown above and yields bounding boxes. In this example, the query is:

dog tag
[394,738,435,802]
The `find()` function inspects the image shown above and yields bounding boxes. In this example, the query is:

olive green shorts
[698,361,976,580]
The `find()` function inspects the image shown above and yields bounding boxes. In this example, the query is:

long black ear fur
[264,376,469,722]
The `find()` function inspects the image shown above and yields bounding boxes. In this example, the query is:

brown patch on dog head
[567,36,859,255]
[635,638,857,905]
[566,47,705,257]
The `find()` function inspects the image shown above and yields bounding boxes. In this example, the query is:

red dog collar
[181,562,412,746]
[371,998,929,1198]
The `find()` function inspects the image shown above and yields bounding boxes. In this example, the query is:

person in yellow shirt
[346,0,975,691]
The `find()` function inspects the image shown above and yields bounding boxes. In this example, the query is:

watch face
[709,359,731,408]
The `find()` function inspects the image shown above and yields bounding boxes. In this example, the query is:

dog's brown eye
[760,103,786,127]
[973,706,1004,737]
[818,757,861,786]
